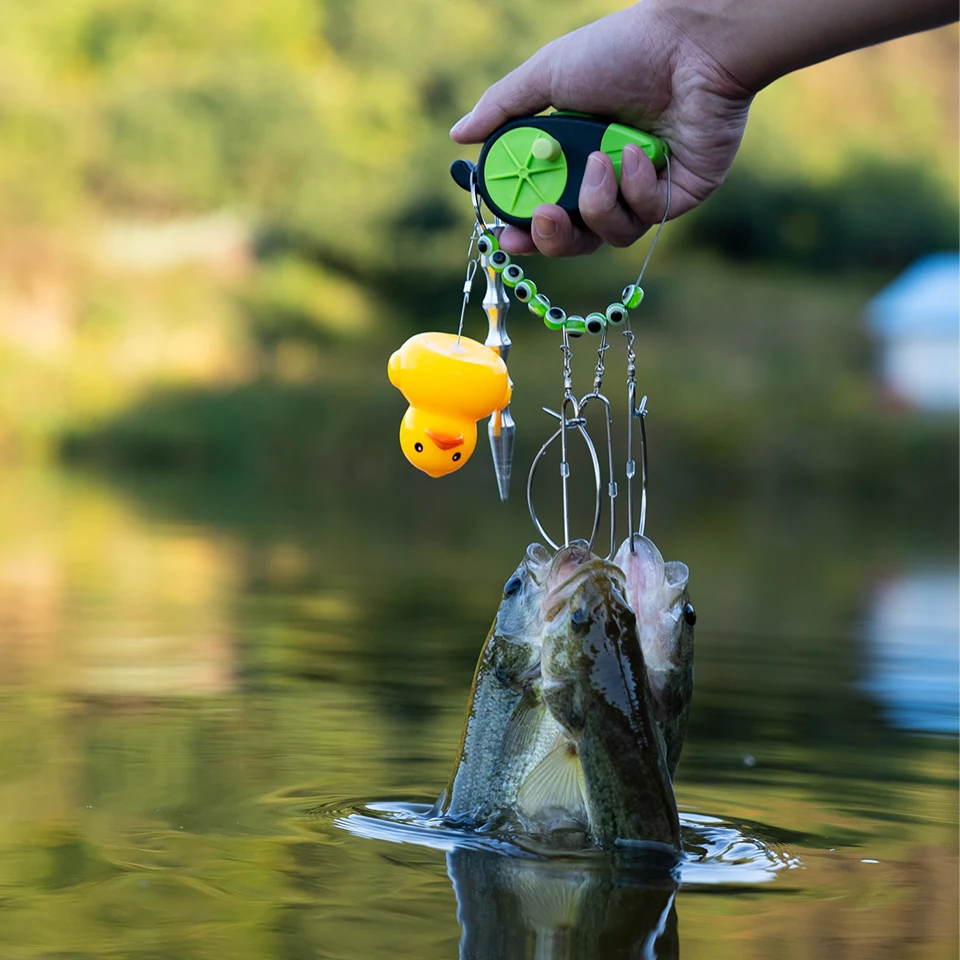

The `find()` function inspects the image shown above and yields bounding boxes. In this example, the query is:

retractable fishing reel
[388,110,671,551]
[450,112,668,228]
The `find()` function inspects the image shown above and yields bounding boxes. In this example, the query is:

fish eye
[414,442,423,453]
[571,607,590,633]
[683,602,697,626]
[503,576,523,597]
[452,452,461,461]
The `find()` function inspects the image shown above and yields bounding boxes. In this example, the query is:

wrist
[640,0,958,94]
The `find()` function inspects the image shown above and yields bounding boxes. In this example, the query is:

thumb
[450,51,553,144]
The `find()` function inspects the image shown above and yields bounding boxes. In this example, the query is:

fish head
[613,535,693,678]
[614,535,694,777]
[399,406,477,477]
[496,543,553,638]
[485,543,553,682]
[539,543,637,739]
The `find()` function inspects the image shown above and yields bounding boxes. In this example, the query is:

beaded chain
[475,230,643,338]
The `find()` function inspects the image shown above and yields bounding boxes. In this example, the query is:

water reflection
[448,847,678,960]
[864,568,960,733]
[331,800,798,957]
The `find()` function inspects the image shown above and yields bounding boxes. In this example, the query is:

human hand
[450,1,754,257]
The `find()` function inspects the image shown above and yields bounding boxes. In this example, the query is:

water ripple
[315,800,800,886]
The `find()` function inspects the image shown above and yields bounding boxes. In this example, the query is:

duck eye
[414,442,423,453]
[452,452,461,461]
[683,602,697,626]
[503,576,522,597]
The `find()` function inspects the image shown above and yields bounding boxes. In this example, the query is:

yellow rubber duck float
[388,332,511,478]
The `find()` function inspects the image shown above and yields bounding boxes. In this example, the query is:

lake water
[0,466,955,958]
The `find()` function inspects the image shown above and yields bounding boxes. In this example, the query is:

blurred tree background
[0,0,955,501]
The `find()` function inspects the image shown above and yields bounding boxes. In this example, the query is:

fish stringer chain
[578,328,617,560]
[624,151,669,552]
[455,222,483,346]
[527,326,601,552]
[624,326,650,551]
[393,118,675,513]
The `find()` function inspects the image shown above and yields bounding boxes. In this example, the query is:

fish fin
[518,739,586,817]
[501,690,546,759]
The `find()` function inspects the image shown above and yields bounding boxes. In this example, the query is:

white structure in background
[866,252,960,410]
[863,569,959,735]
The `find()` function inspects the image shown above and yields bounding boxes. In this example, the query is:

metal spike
[481,221,514,502]
[488,407,514,502]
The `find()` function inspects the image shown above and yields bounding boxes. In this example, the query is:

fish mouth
[542,543,624,622]
[425,429,464,450]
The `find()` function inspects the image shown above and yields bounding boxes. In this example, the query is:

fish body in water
[432,543,563,829]
[614,535,695,779]
[436,536,693,851]
[525,544,681,851]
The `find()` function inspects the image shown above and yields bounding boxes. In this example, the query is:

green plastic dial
[483,126,568,220]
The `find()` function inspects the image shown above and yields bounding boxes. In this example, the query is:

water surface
[0,467,955,958]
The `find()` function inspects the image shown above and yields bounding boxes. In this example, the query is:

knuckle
[622,191,661,223]
[607,232,638,249]
[534,235,565,258]
[581,193,619,220]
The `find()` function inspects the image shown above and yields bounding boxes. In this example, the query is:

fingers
[579,152,643,248]
[497,226,538,256]
[493,207,602,257]
[619,144,669,226]
[481,148,670,258]
[451,51,552,144]
[528,205,603,258]
[498,215,602,258]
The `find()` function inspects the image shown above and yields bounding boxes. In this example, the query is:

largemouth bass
[432,543,563,829]
[614,535,695,779]
[436,535,694,851]
[521,544,682,851]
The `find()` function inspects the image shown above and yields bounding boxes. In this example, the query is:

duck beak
[425,429,464,451]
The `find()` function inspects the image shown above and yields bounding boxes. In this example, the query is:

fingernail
[622,145,641,177]
[584,154,606,188]
[533,213,556,239]
[450,112,472,136]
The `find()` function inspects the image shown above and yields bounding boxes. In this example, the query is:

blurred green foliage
[0,0,955,483]
[0,0,955,269]
[685,160,958,270]
[61,258,959,509]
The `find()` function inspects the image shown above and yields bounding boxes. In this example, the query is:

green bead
[502,263,524,287]
[476,232,499,257]
[515,279,538,303]
[585,313,606,335]
[621,284,644,309]
[489,250,510,272]
[606,303,628,326]
[528,293,550,318]
[565,317,586,338]
[543,311,564,331]
[545,306,566,327]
